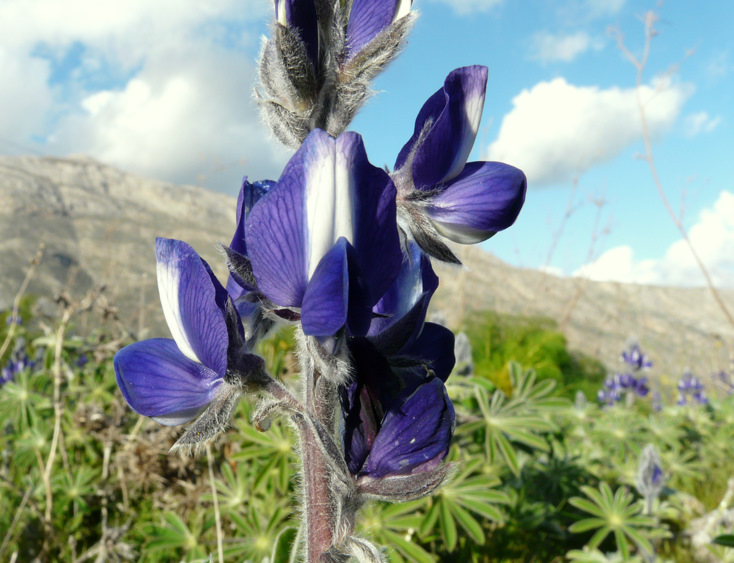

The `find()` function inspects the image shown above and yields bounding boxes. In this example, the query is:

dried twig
[610,11,734,329]
[0,243,44,360]
[206,445,225,563]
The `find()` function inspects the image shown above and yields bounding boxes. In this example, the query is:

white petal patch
[157,258,201,364]
[304,136,355,279]
[275,0,287,26]
[444,86,486,183]
[394,0,412,20]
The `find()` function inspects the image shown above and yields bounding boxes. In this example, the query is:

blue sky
[1,0,732,288]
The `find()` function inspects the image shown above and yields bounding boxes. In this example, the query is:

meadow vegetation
[2,298,733,562]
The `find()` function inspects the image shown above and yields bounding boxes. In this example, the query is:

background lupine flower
[260,0,414,147]
[4,314,22,326]
[677,370,708,405]
[621,342,652,371]
[0,338,34,386]
[636,444,664,515]
[247,129,402,339]
[392,65,526,263]
[453,332,474,376]
[114,238,266,448]
[597,372,649,406]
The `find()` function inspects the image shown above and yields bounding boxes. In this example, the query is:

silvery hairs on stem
[258,0,415,148]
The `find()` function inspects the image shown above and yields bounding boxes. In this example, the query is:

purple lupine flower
[622,343,652,371]
[340,244,455,483]
[262,0,414,148]
[636,444,664,515]
[393,66,526,262]
[274,0,413,70]
[247,129,402,338]
[676,370,708,406]
[114,239,265,443]
[633,376,650,398]
[0,339,34,386]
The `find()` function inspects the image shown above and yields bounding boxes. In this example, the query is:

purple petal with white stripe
[361,377,454,478]
[248,129,400,335]
[396,66,488,189]
[114,338,222,426]
[155,238,229,376]
[425,161,527,244]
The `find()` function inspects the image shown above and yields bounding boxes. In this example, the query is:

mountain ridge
[1,154,732,384]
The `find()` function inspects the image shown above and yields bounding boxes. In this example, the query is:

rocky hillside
[2,155,732,380]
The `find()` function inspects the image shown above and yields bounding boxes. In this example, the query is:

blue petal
[426,161,527,244]
[114,339,222,425]
[155,238,230,375]
[400,323,456,383]
[346,0,401,59]
[338,133,402,306]
[396,66,488,189]
[230,177,274,258]
[361,377,454,478]
[369,243,437,342]
[247,142,312,307]
[301,238,349,337]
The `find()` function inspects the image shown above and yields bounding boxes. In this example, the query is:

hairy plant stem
[298,338,340,562]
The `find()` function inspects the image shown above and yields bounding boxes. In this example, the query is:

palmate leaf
[418,456,507,553]
[568,482,655,558]
[144,511,208,559]
[456,363,563,475]
[232,417,296,493]
[359,500,433,563]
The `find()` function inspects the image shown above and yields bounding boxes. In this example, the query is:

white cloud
[48,42,289,191]
[486,77,691,186]
[0,47,54,141]
[0,0,287,193]
[423,0,504,16]
[575,191,734,288]
[684,112,722,137]
[529,31,602,63]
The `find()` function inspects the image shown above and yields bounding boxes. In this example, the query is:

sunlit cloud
[486,77,691,186]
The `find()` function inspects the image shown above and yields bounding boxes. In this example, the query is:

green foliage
[3,308,734,562]
[463,310,607,397]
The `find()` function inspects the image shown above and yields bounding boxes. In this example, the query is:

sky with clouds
[1,0,733,290]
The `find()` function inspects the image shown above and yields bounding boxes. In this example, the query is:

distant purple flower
[76,354,88,368]
[0,340,35,386]
[114,238,264,432]
[677,370,708,406]
[4,314,22,326]
[393,66,526,262]
[622,343,652,371]
[247,129,402,338]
